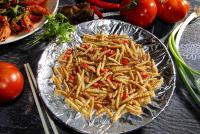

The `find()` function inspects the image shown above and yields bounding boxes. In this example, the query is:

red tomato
[155,0,190,23]
[120,0,157,28]
[0,62,24,102]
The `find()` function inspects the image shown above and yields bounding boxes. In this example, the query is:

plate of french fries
[37,19,176,134]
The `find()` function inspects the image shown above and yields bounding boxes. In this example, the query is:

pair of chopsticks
[24,63,59,134]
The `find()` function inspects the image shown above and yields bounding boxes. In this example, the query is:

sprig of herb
[6,5,25,17]
[31,13,76,44]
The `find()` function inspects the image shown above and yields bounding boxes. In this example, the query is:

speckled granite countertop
[0,0,200,134]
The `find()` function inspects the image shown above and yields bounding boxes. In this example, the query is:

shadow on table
[0,93,23,107]
[150,19,175,39]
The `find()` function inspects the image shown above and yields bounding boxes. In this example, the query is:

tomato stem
[131,0,139,6]
[122,0,139,11]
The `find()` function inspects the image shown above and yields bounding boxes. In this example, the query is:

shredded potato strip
[76,70,84,97]
[52,33,163,122]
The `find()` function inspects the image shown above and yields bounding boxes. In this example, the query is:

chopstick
[24,64,50,134]
[24,63,59,134]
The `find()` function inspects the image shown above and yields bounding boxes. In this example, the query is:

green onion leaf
[168,11,200,106]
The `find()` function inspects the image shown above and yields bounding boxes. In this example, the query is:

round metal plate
[37,19,176,134]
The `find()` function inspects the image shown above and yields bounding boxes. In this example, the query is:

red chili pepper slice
[109,50,115,55]
[122,93,128,100]
[113,80,120,83]
[81,63,89,69]
[123,39,129,44]
[141,72,149,79]
[86,0,120,10]
[82,43,90,49]
[65,49,73,55]
[121,58,129,66]
[100,68,109,73]
[62,55,69,60]
[69,75,75,81]
[107,75,113,81]
[101,47,108,52]
[92,82,101,88]
[107,49,115,56]
[90,6,103,18]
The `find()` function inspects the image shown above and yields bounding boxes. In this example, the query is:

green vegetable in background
[32,13,76,44]
[168,8,200,106]
[2,5,25,17]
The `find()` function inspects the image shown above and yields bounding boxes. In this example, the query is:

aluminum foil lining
[37,19,176,134]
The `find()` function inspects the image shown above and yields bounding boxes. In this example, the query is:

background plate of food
[0,0,59,45]
[37,19,176,134]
